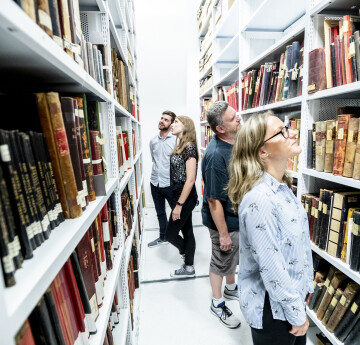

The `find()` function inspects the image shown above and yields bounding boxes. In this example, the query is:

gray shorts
[209,228,239,276]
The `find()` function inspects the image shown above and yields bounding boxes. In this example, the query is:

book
[319,190,333,250]
[308,48,326,93]
[314,267,338,313]
[322,288,343,325]
[48,0,62,47]
[315,121,326,171]
[57,0,73,57]
[343,117,359,177]
[342,208,360,263]
[352,118,360,179]
[350,210,360,271]
[36,92,82,219]
[325,120,337,173]
[15,320,36,345]
[344,317,360,344]
[335,294,360,342]
[326,282,360,332]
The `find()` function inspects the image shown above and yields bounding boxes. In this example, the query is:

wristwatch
[176,201,184,206]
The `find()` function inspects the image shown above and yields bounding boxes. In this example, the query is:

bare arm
[208,198,232,251]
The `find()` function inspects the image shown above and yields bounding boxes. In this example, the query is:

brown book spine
[308,48,326,93]
[333,114,351,176]
[73,97,95,202]
[36,0,53,37]
[322,288,343,325]
[326,282,360,332]
[75,231,99,321]
[57,0,73,57]
[343,117,359,177]
[325,120,336,173]
[315,121,326,171]
[353,119,360,179]
[36,92,82,218]
[89,131,103,175]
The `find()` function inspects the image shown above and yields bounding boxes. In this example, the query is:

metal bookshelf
[197,0,360,343]
[0,0,144,344]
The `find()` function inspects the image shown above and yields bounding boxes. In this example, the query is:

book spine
[315,121,326,172]
[343,118,359,177]
[36,0,53,37]
[15,320,36,345]
[325,120,336,173]
[333,115,351,176]
[350,211,360,271]
[322,288,343,325]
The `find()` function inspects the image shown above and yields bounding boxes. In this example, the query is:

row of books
[308,15,360,94]
[121,187,134,241]
[197,0,213,32]
[302,191,360,271]
[15,197,121,345]
[128,237,139,330]
[116,126,131,180]
[200,98,213,121]
[200,125,214,149]
[286,115,301,173]
[199,71,213,95]
[307,107,360,178]
[310,257,360,343]
[241,40,304,110]
[216,82,239,112]
[0,92,114,287]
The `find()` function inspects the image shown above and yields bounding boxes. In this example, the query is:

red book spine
[343,15,353,84]
[89,130,103,175]
[63,259,86,333]
[15,320,36,345]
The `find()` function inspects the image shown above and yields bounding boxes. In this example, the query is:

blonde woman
[228,111,313,345]
[165,116,198,278]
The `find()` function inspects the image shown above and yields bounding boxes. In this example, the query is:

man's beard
[159,124,170,131]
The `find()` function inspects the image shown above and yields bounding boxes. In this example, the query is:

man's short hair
[162,110,176,123]
[207,101,229,133]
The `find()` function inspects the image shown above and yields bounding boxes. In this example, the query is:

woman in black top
[166,116,198,278]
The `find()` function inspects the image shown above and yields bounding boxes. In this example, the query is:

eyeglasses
[263,126,289,144]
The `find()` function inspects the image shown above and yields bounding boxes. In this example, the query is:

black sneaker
[224,285,239,300]
[210,301,241,329]
[147,237,168,248]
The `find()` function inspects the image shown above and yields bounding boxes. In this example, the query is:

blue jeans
[150,183,175,240]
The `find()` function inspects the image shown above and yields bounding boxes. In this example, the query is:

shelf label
[0,144,11,162]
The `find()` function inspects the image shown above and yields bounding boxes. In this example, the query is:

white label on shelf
[38,9,53,31]
[2,254,15,274]
[53,36,63,49]
[102,221,110,242]
[0,145,11,162]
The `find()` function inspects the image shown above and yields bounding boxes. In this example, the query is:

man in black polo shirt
[202,101,241,329]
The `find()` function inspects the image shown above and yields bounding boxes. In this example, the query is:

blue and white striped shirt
[238,172,313,329]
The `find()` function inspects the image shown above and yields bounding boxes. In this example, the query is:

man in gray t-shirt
[148,111,177,248]
[202,101,241,329]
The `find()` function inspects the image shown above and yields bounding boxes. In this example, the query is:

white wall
[135,0,200,207]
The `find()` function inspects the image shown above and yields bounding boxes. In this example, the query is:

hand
[289,318,309,337]
[219,233,232,251]
[172,205,182,221]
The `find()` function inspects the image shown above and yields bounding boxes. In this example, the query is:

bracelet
[176,201,184,206]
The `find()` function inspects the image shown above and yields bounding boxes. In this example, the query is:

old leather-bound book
[344,317,360,344]
[334,114,355,176]
[350,210,360,271]
[352,120,360,179]
[70,251,97,335]
[335,294,360,342]
[319,190,334,250]
[48,0,62,47]
[308,48,326,94]
[288,41,301,99]
[343,118,359,177]
[326,282,360,332]
[314,267,338,313]
[315,121,326,171]
[36,92,82,219]
[36,0,53,37]
[61,97,85,210]
[342,208,360,263]
[57,0,73,57]
[282,45,292,100]
[317,271,347,321]
[322,288,343,325]
[325,120,336,173]
[15,320,36,345]
[312,197,320,243]
[314,190,325,246]
[0,130,34,259]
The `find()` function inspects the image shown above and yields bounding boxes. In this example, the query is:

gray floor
[138,207,318,345]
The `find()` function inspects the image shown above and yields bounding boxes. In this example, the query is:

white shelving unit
[0,0,144,344]
[197,0,360,343]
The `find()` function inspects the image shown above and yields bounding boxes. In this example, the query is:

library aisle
[138,208,318,345]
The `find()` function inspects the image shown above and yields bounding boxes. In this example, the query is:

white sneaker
[210,301,241,329]
[224,285,239,300]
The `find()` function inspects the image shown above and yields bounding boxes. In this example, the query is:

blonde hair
[228,111,292,212]
[172,116,198,155]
